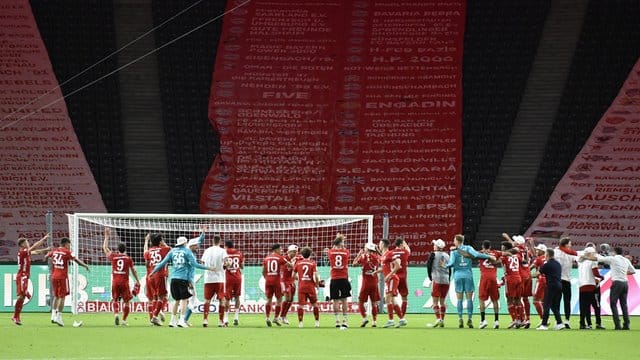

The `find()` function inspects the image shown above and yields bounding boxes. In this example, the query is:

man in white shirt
[554,237,578,328]
[594,247,636,330]
[201,235,229,327]
[577,247,601,329]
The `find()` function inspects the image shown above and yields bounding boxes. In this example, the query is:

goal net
[67,213,373,314]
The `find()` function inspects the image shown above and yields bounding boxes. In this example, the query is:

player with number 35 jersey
[144,233,171,325]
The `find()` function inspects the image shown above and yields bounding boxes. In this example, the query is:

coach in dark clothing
[536,249,564,330]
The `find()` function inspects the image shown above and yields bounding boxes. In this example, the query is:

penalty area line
[8,356,608,360]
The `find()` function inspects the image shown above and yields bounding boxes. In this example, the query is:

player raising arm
[13,234,50,325]
[280,244,302,325]
[202,234,229,327]
[184,230,206,326]
[103,228,140,326]
[150,236,215,328]
[145,233,171,326]
[503,233,533,328]
[328,233,351,328]
[45,237,90,327]
[352,243,380,327]
[499,241,524,329]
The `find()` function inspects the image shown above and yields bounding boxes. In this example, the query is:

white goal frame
[67,213,374,314]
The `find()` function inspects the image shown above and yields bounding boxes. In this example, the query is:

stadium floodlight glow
[67,213,373,314]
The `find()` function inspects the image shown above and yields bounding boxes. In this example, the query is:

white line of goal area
[10,356,605,360]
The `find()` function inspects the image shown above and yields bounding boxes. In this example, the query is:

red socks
[13,297,25,319]
[203,301,210,320]
[123,304,130,321]
[387,304,394,320]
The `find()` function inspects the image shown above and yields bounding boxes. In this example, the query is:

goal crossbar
[66,213,373,315]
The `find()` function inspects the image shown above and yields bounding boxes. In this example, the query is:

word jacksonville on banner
[525,58,640,265]
[0,0,107,261]
[201,0,465,263]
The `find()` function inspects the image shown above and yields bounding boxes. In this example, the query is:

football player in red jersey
[328,233,351,328]
[144,232,171,326]
[45,237,90,326]
[224,240,244,326]
[504,233,533,328]
[263,244,289,326]
[280,244,302,325]
[352,242,380,327]
[392,238,410,317]
[377,238,406,328]
[13,234,50,325]
[530,242,548,323]
[142,233,154,322]
[500,241,524,328]
[478,240,501,329]
[103,228,140,326]
[293,247,321,328]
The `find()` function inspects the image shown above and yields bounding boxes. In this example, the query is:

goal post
[67,213,374,315]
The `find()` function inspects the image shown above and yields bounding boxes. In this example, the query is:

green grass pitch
[2,313,637,359]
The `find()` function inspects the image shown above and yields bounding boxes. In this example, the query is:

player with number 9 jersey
[108,252,136,301]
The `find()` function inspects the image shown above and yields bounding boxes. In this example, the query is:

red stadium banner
[525,58,640,264]
[201,0,465,263]
[0,0,106,260]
